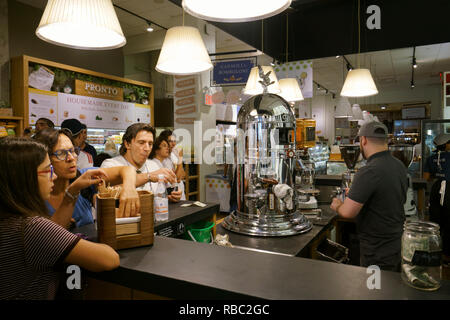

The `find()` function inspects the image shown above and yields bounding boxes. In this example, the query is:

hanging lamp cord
[357,0,361,68]
[261,19,264,54]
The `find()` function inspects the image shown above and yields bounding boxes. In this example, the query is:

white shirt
[101,155,159,193]
[171,150,180,166]
[77,150,94,170]
[149,158,186,200]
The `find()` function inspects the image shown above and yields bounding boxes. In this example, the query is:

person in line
[156,130,186,200]
[158,129,186,181]
[0,137,119,299]
[80,123,98,162]
[61,119,94,170]
[101,123,181,201]
[148,135,182,201]
[34,128,140,227]
[34,117,55,134]
[94,152,112,168]
[330,121,408,271]
[423,133,450,263]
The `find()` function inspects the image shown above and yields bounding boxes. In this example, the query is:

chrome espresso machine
[388,144,417,216]
[222,69,312,236]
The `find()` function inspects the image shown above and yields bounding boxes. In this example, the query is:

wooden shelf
[11,55,154,128]
[0,116,24,120]
[183,161,200,201]
[0,116,24,135]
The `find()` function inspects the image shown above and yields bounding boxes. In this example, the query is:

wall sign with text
[211,57,257,87]
[28,88,151,129]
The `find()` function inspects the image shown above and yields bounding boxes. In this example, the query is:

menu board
[134,103,152,123]
[29,88,58,124]
[28,88,151,129]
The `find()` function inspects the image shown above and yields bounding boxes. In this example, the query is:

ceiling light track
[113,4,168,30]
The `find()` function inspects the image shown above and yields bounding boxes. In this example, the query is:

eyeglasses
[52,147,80,161]
[38,164,54,180]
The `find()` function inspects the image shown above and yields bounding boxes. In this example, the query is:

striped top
[0,216,80,300]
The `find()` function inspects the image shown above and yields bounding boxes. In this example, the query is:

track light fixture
[146,22,154,32]
[342,55,354,71]
[313,81,336,97]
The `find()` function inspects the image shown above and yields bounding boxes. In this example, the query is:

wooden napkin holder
[96,190,154,250]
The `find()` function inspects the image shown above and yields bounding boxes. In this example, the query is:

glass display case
[421,119,450,176]
[86,128,125,155]
[307,143,329,175]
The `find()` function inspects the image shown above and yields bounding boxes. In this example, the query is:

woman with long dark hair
[0,137,119,299]
[33,128,140,226]
[149,135,182,202]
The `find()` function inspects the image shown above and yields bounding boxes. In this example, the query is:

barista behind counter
[330,121,408,272]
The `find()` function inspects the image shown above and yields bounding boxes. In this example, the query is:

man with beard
[330,121,408,271]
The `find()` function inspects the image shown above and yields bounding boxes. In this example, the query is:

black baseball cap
[61,118,84,136]
[357,121,388,138]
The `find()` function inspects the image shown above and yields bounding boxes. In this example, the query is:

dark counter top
[215,205,337,257]
[154,201,219,232]
[74,201,219,240]
[91,235,450,300]
[316,175,427,190]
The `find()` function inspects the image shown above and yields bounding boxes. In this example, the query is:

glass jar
[401,221,442,291]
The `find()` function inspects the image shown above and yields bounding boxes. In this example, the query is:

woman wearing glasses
[33,128,140,227]
[0,137,119,299]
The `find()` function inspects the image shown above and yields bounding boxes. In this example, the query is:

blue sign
[211,58,256,86]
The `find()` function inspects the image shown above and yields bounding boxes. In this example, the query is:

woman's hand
[117,184,140,218]
[168,190,182,203]
[68,168,109,195]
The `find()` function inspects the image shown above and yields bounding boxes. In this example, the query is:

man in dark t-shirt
[330,121,408,271]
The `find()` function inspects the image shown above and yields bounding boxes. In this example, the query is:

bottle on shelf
[154,174,169,222]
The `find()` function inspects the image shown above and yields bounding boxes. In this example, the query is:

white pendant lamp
[279,78,304,102]
[156,26,213,75]
[351,103,364,120]
[36,0,126,50]
[335,96,354,118]
[182,0,292,22]
[340,69,378,97]
[244,66,280,95]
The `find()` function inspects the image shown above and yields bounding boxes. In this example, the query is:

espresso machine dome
[222,88,312,236]
[388,144,417,215]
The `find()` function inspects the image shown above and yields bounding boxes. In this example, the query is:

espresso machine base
[222,210,313,237]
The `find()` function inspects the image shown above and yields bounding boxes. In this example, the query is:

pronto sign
[75,80,123,101]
